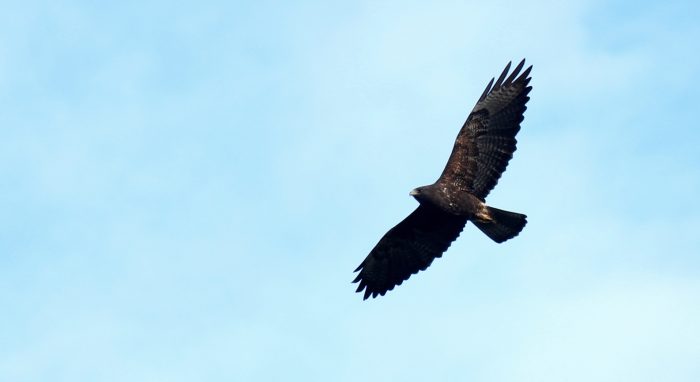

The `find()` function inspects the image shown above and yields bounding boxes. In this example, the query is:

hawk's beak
[409,189,419,196]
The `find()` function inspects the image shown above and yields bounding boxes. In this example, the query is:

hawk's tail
[472,206,527,243]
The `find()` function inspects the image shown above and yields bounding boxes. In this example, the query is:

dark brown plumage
[353,60,532,300]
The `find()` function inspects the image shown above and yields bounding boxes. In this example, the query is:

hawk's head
[409,185,437,203]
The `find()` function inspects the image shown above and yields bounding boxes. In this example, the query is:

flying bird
[353,59,532,300]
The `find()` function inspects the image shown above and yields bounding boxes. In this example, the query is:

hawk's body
[353,60,532,300]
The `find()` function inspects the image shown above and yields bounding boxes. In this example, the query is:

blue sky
[1,0,699,381]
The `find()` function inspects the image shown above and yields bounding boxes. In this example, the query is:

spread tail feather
[472,206,527,243]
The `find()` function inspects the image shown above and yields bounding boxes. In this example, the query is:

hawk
[353,59,532,300]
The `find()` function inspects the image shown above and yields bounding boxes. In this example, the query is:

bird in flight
[353,59,532,300]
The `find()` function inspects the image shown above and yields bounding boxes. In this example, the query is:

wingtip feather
[478,77,495,102]
[492,61,512,91]
[504,59,525,86]
[518,65,533,83]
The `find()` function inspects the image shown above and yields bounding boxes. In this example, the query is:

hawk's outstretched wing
[438,59,532,200]
[353,205,467,300]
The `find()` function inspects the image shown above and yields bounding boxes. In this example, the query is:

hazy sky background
[2,0,699,381]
